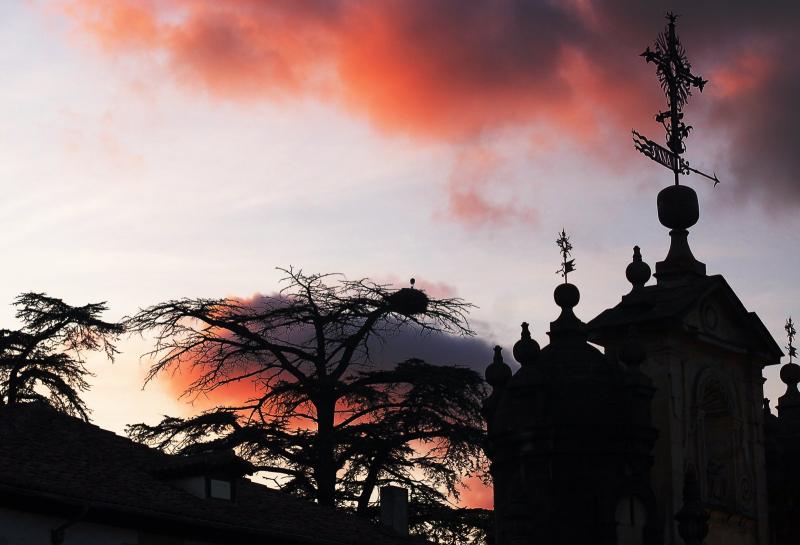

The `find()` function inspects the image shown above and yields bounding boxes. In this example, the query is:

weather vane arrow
[632,131,719,186]
[632,12,719,187]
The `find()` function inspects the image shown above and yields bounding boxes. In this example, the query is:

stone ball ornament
[626,245,651,289]
[554,282,580,309]
[780,361,800,387]
[513,322,540,366]
[485,345,512,388]
[657,184,699,230]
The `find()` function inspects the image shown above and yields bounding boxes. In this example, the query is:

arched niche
[693,369,742,509]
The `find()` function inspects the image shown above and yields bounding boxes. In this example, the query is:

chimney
[380,486,408,535]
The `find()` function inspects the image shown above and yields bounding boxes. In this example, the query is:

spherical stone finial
[619,327,646,368]
[657,184,699,230]
[626,245,651,289]
[485,345,512,388]
[554,282,580,309]
[780,362,800,387]
[513,322,540,366]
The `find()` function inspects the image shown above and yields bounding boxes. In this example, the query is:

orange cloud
[60,0,648,139]
[60,0,160,49]
[155,292,289,408]
[56,1,800,212]
[55,0,654,226]
[442,145,537,226]
[161,354,262,407]
[457,475,493,509]
[711,50,775,99]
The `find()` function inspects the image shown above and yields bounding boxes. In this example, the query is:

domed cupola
[483,230,659,545]
[537,230,613,379]
[537,281,608,377]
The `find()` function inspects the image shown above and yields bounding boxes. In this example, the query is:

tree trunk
[314,395,337,507]
[356,451,386,515]
[6,361,24,406]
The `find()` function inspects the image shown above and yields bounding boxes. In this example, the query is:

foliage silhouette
[125,268,489,543]
[0,293,123,420]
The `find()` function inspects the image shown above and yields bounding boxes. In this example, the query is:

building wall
[638,338,681,545]
[638,330,768,545]
[0,507,216,545]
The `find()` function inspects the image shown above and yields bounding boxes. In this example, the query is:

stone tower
[483,281,659,545]
[588,184,782,544]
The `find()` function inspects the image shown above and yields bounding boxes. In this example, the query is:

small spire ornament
[786,317,797,363]
[556,229,575,283]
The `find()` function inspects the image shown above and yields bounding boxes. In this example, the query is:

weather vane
[632,13,719,187]
[556,229,575,283]
[786,317,797,363]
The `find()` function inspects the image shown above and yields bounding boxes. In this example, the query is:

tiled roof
[0,401,421,545]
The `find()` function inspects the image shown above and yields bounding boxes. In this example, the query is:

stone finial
[485,346,512,389]
[778,361,800,416]
[551,229,584,338]
[513,322,540,367]
[654,185,707,282]
[675,465,709,545]
[780,363,800,392]
[657,184,699,230]
[547,281,587,345]
[554,282,580,309]
[778,317,800,418]
[626,246,651,290]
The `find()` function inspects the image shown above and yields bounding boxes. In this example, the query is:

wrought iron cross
[786,317,797,363]
[633,13,719,187]
[556,229,575,283]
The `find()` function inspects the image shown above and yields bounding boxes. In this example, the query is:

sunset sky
[2,1,799,509]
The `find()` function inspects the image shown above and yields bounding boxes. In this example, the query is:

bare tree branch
[125,268,486,543]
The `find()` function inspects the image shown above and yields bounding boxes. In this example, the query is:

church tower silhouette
[483,13,787,545]
[483,146,782,545]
